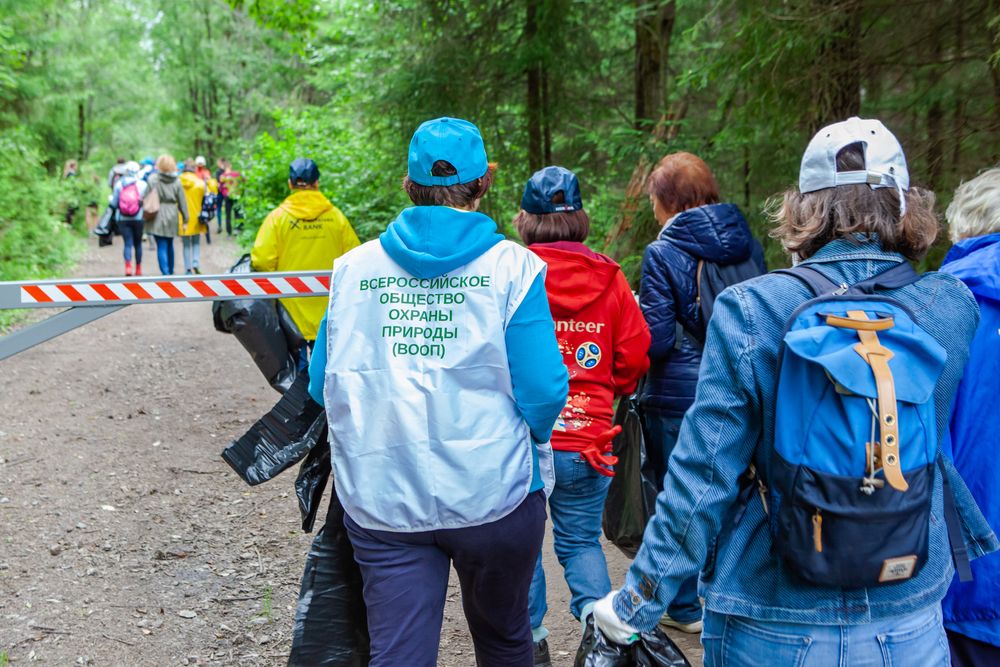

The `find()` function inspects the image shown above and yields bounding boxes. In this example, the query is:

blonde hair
[155,154,177,174]
[946,168,1000,242]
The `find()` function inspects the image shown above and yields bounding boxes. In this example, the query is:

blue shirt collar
[800,235,905,266]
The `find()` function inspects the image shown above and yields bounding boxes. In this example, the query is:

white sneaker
[658,613,703,634]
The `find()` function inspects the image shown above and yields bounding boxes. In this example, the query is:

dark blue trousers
[947,629,1000,667]
[345,490,546,667]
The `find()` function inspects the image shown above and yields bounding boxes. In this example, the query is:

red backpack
[119,181,142,216]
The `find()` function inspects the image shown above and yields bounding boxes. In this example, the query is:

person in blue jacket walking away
[940,168,1000,667]
[638,151,765,633]
[592,117,997,666]
[307,117,568,667]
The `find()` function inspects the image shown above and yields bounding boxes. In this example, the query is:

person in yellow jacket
[251,158,360,345]
[179,160,208,274]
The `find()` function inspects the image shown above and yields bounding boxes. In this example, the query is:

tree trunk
[810,0,863,131]
[603,1,677,270]
[77,101,85,161]
[926,24,945,191]
[634,0,676,131]
[542,66,552,165]
[951,0,965,172]
[525,0,543,171]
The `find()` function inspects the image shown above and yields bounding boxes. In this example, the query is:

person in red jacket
[514,166,651,666]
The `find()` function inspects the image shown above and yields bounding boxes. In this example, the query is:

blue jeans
[154,235,174,275]
[119,219,143,265]
[702,605,950,666]
[528,450,612,637]
[643,411,701,624]
[181,234,200,273]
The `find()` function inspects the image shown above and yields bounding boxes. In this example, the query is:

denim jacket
[614,238,999,629]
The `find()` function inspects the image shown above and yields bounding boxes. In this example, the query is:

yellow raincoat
[179,172,207,236]
[251,189,360,340]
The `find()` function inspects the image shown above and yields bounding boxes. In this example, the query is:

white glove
[593,590,640,645]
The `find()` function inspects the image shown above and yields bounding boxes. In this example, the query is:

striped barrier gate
[0,271,331,361]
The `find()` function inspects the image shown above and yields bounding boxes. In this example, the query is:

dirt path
[0,233,703,666]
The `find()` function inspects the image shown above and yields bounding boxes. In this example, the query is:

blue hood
[942,233,1000,302]
[658,203,754,264]
[379,206,504,278]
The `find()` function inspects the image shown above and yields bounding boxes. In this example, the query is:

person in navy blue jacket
[940,168,1000,667]
[638,151,765,633]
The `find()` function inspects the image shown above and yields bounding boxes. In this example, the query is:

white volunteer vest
[324,239,551,532]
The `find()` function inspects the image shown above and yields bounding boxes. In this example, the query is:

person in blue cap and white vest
[591,117,997,665]
[307,117,569,667]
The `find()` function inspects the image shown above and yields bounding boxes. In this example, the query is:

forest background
[2,0,999,292]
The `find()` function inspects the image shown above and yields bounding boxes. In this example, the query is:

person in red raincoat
[514,166,650,666]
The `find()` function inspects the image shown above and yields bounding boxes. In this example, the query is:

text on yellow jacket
[250,188,360,340]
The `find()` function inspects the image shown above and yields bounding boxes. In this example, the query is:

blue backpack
[763,262,971,588]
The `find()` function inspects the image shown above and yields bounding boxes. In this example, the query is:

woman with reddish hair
[636,152,764,633]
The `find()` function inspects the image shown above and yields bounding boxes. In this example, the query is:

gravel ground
[0,233,703,666]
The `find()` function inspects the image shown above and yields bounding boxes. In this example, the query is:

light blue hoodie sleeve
[307,315,328,406]
[504,272,569,443]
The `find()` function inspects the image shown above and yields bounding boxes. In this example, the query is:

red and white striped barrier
[2,271,332,308]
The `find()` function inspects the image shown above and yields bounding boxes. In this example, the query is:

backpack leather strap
[844,310,908,492]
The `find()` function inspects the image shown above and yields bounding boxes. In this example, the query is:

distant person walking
[111,161,148,276]
[179,160,207,274]
[144,154,187,276]
[214,157,227,233]
[940,168,1000,667]
[107,157,127,191]
[194,155,212,183]
[250,158,360,345]
[219,160,242,236]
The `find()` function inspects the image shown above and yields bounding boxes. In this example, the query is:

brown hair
[155,154,177,174]
[647,152,720,215]
[770,143,939,260]
[512,191,590,245]
[403,161,496,208]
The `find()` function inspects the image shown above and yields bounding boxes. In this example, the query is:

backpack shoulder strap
[852,261,921,294]
[938,456,974,582]
[772,265,842,297]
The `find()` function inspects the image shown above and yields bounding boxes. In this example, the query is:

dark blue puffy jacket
[639,203,765,416]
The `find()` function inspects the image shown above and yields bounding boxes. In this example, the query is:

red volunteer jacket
[530,242,651,452]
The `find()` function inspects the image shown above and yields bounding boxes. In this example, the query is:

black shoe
[533,638,552,667]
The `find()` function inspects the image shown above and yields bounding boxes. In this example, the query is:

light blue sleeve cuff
[307,316,328,406]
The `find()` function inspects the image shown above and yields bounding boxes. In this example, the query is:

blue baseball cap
[407,117,488,186]
[521,166,583,214]
[289,158,320,185]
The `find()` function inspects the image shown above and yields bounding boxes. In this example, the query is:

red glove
[579,425,622,477]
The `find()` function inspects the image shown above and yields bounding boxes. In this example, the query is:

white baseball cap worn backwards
[799,117,909,214]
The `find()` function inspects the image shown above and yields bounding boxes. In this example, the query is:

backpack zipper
[813,510,823,553]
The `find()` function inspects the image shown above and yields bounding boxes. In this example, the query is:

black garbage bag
[95,207,115,246]
[575,615,691,667]
[221,372,323,485]
[603,392,659,558]
[295,431,331,533]
[288,486,371,667]
[213,254,303,393]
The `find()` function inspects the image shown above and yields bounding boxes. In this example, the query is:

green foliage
[0,128,86,329]
[238,108,408,245]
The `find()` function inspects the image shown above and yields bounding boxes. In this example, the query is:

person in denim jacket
[593,117,998,666]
